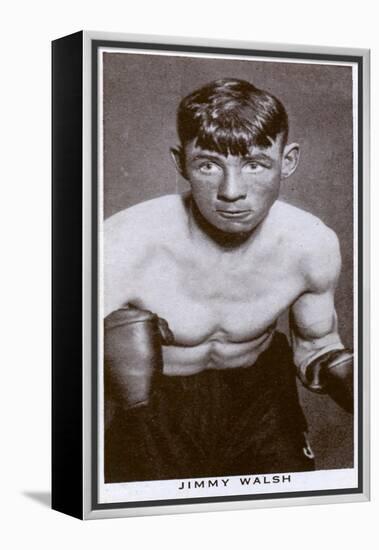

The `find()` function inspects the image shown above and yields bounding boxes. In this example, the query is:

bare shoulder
[105,193,187,235]
[104,194,188,315]
[270,201,341,291]
[105,193,188,254]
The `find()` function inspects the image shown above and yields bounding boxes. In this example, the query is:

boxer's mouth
[217,209,252,219]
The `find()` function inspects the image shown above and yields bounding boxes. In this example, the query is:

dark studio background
[102,51,354,471]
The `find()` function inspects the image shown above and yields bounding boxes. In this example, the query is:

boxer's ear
[281,143,300,178]
[170,147,187,179]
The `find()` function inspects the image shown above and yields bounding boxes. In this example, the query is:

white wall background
[1,0,377,547]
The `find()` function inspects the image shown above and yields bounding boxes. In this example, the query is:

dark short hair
[177,78,288,156]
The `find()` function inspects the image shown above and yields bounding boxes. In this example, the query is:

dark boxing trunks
[104,332,315,483]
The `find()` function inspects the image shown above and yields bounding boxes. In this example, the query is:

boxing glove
[104,305,174,411]
[303,349,353,413]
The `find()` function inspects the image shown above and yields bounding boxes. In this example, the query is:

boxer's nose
[217,168,247,202]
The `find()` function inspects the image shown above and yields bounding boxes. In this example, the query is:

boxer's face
[172,136,299,235]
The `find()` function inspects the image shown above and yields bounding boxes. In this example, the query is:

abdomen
[162,328,275,375]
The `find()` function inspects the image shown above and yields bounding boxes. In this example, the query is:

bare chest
[129,247,302,346]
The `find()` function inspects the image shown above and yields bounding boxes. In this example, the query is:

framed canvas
[52,31,370,519]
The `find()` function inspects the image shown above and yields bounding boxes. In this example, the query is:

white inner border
[91,43,361,509]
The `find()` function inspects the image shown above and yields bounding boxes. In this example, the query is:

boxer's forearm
[292,327,344,380]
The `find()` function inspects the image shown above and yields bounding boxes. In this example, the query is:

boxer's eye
[198,161,222,175]
[243,162,264,174]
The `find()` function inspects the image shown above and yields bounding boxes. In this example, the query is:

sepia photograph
[6,0,376,542]
[94,41,363,508]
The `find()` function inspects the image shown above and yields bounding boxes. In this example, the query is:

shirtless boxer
[104,78,353,482]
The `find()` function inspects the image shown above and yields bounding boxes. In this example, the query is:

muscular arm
[291,290,344,381]
[290,227,353,412]
[103,207,175,423]
[290,227,344,380]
